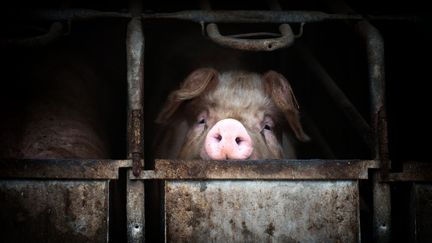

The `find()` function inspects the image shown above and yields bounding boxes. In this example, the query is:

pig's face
[156,68,308,160]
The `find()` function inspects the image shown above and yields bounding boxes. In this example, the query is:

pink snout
[204,118,253,160]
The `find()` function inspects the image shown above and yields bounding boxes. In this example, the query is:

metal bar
[323,1,391,241]
[3,9,422,23]
[0,22,63,47]
[371,171,391,243]
[386,161,432,182]
[144,10,362,23]
[0,159,131,179]
[294,44,374,150]
[126,9,145,242]
[359,19,392,243]
[356,22,389,163]
[201,0,295,51]
[2,8,130,21]
[126,171,145,243]
[3,9,361,22]
[206,23,294,51]
[126,17,144,176]
[130,159,379,180]
[357,19,391,243]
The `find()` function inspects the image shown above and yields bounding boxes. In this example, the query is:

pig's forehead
[203,71,278,121]
[206,71,271,108]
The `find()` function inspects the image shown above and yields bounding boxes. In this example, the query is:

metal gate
[1,0,430,242]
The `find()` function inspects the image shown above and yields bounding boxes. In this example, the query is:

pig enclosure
[1,0,431,242]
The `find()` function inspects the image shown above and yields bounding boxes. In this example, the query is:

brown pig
[154,68,309,160]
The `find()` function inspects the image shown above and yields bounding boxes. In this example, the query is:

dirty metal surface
[165,180,359,242]
[126,15,145,243]
[135,159,378,180]
[0,180,109,242]
[206,23,294,51]
[387,162,432,182]
[411,183,432,242]
[0,159,131,179]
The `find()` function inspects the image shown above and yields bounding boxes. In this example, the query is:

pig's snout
[204,119,253,160]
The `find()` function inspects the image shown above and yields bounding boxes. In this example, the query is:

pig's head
[155,68,309,160]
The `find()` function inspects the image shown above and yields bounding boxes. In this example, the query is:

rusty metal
[0,180,109,242]
[4,9,421,24]
[294,44,374,150]
[3,8,130,21]
[0,22,63,47]
[322,1,391,241]
[206,23,294,51]
[202,0,294,51]
[126,177,145,243]
[410,184,432,242]
[0,159,130,179]
[387,162,432,182]
[126,14,145,243]
[357,20,391,243]
[126,17,144,176]
[144,10,362,24]
[128,109,144,176]
[165,180,360,242]
[356,22,389,164]
[131,159,378,180]
[371,171,391,243]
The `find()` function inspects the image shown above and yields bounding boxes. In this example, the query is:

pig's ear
[263,70,310,142]
[156,68,218,123]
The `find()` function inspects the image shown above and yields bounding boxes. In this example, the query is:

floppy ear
[263,70,309,142]
[156,68,219,123]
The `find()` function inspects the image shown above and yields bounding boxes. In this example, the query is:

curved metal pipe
[206,23,294,51]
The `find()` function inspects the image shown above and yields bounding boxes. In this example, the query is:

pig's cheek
[263,131,283,158]
[200,146,211,160]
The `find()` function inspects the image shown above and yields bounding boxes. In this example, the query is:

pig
[154,68,309,160]
[0,49,113,159]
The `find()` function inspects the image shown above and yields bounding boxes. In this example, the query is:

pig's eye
[196,111,208,125]
[198,118,206,124]
[261,116,274,132]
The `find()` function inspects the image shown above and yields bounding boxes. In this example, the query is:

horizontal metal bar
[131,159,379,180]
[3,9,422,24]
[3,8,130,21]
[143,10,362,23]
[3,9,361,23]
[386,162,432,182]
[0,159,132,179]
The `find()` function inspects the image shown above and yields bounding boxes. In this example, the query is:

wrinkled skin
[155,68,309,160]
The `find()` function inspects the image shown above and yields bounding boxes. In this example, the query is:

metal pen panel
[165,180,360,242]
[0,180,109,242]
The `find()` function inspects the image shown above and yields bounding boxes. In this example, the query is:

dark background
[0,0,430,242]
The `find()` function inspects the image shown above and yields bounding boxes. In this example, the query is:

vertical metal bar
[126,12,145,243]
[357,23,389,163]
[127,175,145,243]
[357,22,391,243]
[127,16,144,176]
[322,1,391,242]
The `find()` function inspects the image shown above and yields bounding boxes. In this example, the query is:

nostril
[214,134,222,142]
[235,137,242,145]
